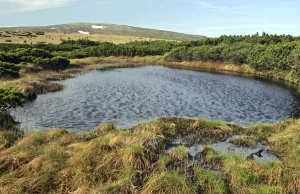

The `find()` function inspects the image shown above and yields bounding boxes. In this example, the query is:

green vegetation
[0,118,299,193]
[33,56,70,70]
[166,34,300,83]
[0,39,183,61]
[0,47,70,70]
[0,87,25,112]
[0,62,20,78]
[2,32,300,83]
[0,88,25,148]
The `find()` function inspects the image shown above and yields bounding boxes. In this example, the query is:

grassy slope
[0,23,205,41]
[0,118,299,193]
[0,32,168,44]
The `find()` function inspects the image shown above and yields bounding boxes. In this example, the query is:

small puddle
[167,136,279,162]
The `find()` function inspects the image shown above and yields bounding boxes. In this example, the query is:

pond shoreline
[2,55,298,103]
[11,65,300,131]
[71,56,300,85]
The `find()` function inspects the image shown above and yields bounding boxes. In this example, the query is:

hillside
[0,23,205,43]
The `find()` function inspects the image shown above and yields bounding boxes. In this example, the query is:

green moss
[157,155,171,168]
[193,167,226,193]
[206,147,221,160]
[92,136,110,145]
[254,186,281,194]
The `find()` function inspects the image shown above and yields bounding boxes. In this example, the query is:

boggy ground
[0,117,299,194]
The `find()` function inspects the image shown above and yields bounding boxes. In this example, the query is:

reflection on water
[12,66,300,132]
[167,136,279,162]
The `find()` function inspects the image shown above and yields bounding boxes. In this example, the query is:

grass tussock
[0,118,299,193]
[92,122,117,136]
[224,154,283,193]
[187,119,232,143]
[244,122,280,140]
[141,171,194,194]
[192,167,227,194]
[194,147,225,170]
[229,135,258,148]
[0,72,65,100]
[168,146,189,170]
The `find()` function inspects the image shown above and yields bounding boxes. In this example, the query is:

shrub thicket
[0,62,20,78]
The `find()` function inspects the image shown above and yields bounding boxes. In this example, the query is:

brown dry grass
[0,32,167,44]
[0,118,299,193]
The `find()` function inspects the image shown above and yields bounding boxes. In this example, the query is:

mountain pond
[12,66,300,132]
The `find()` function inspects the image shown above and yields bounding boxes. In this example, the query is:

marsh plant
[0,118,299,193]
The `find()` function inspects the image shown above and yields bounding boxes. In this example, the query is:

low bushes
[0,88,25,147]
[0,62,20,78]
[0,87,25,112]
[33,56,70,70]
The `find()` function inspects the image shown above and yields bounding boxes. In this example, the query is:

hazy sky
[0,0,299,37]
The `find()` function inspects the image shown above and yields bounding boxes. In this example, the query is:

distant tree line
[166,33,300,79]
[0,39,181,71]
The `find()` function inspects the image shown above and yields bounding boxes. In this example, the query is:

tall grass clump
[224,154,283,193]
[187,119,232,143]
[229,135,258,148]
[168,146,189,170]
[141,172,194,194]
[193,167,227,193]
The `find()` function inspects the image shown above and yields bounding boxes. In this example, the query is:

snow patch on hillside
[78,30,90,35]
[91,25,106,29]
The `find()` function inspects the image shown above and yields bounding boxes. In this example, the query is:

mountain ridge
[0,22,205,41]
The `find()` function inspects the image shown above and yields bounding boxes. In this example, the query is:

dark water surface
[12,66,300,132]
